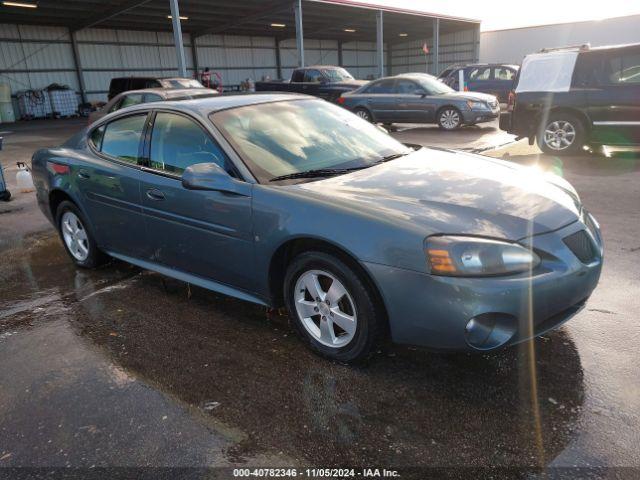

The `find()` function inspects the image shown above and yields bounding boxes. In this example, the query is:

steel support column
[338,41,343,67]
[169,0,187,77]
[69,29,87,103]
[432,18,440,75]
[191,37,199,79]
[474,23,481,62]
[294,0,304,67]
[275,38,282,79]
[376,10,384,78]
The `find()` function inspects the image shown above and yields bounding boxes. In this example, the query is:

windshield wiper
[269,166,367,182]
[373,152,409,164]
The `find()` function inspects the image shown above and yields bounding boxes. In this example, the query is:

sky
[346,0,640,31]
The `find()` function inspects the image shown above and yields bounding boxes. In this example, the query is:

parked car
[89,88,219,124]
[255,66,365,103]
[500,43,640,155]
[438,64,519,103]
[32,94,602,362]
[339,73,500,129]
[107,76,204,100]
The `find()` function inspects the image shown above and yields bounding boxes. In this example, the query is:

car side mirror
[182,162,250,196]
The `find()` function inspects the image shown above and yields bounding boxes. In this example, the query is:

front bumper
[462,108,500,125]
[364,220,603,351]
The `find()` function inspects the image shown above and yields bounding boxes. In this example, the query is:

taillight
[337,96,345,105]
[47,162,70,175]
[507,91,515,111]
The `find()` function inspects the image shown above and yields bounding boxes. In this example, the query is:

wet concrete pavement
[1,119,639,477]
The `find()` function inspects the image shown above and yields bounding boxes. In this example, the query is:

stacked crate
[48,89,79,118]
[17,90,53,120]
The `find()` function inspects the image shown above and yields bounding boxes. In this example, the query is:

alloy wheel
[355,109,371,122]
[294,269,357,348]
[440,109,460,129]
[544,120,576,151]
[61,211,90,261]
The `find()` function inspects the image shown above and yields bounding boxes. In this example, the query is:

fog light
[465,313,517,350]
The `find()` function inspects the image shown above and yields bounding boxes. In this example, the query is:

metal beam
[191,37,199,78]
[69,29,87,103]
[474,23,481,62]
[192,1,291,39]
[338,41,343,67]
[70,0,154,32]
[169,0,187,77]
[275,39,283,79]
[432,18,440,75]
[294,0,304,68]
[376,10,383,77]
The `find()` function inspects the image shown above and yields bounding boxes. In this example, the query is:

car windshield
[321,68,354,82]
[414,76,455,94]
[210,99,410,183]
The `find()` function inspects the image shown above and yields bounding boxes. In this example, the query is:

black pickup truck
[255,66,366,103]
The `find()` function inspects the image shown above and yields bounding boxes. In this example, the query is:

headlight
[425,236,540,277]
[466,100,487,110]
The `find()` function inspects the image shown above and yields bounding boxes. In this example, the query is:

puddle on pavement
[1,233,587,469]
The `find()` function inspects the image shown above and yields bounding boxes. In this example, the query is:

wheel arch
[48,188,97,234]
[268,236,389,333]
[537,107,591,135]
[353,105,375,122]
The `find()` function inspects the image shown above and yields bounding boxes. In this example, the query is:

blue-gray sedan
[338,73,500,129]
[31,94,602,362]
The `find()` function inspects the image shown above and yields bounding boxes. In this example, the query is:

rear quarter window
[100,114,147,164]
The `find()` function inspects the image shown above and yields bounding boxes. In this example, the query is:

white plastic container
[0,84,10,103]
[16,162,34,193]
[0,102,15,123]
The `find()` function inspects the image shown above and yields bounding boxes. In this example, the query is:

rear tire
[437,107,462,130]
[284,251,383,363]
[55,200,107,268]
[537,113,586,155]
[354,107,373,123]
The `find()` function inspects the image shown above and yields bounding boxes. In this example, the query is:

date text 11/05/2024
[232,468,400,477]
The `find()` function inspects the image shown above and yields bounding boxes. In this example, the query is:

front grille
[563,230,597,264]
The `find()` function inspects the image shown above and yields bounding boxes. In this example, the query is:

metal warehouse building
[480,14,640,64]
[0,0,479,108]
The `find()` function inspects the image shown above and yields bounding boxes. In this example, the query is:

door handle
[146,188,165,201]
[78,170,90,179]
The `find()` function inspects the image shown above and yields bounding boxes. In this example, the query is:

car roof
[299,65,346,70]
[116,88,215,98]
[113,93,308,117]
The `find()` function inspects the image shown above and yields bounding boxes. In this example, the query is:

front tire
[56,200,106,268]
[284,251,383,363]
[437,107,462,130]
[537,113,586,155]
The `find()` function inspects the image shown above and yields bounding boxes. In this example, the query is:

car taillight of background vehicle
[337,96,345,105]
[507,91,515,111]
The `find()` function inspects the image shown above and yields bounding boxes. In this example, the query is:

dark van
[500,43,640,155]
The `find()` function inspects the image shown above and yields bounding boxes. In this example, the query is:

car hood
[439,91,498,103]
[293,148,580,240]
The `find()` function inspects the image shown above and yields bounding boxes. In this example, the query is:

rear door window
[143,93,163,103]
[365,79,396,94]
[291,70,305,82]
[149,112,234,176]
[303,69,323,83]
[99,114,147,164]
[468,67,491,81]
[395,79,419,94]
[120,94,144,108]
[606,49,640,85]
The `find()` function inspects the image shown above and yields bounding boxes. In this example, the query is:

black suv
[438,63,519,103]
[500,43,640,155]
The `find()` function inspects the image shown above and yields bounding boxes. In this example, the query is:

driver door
[140,110,255,290]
